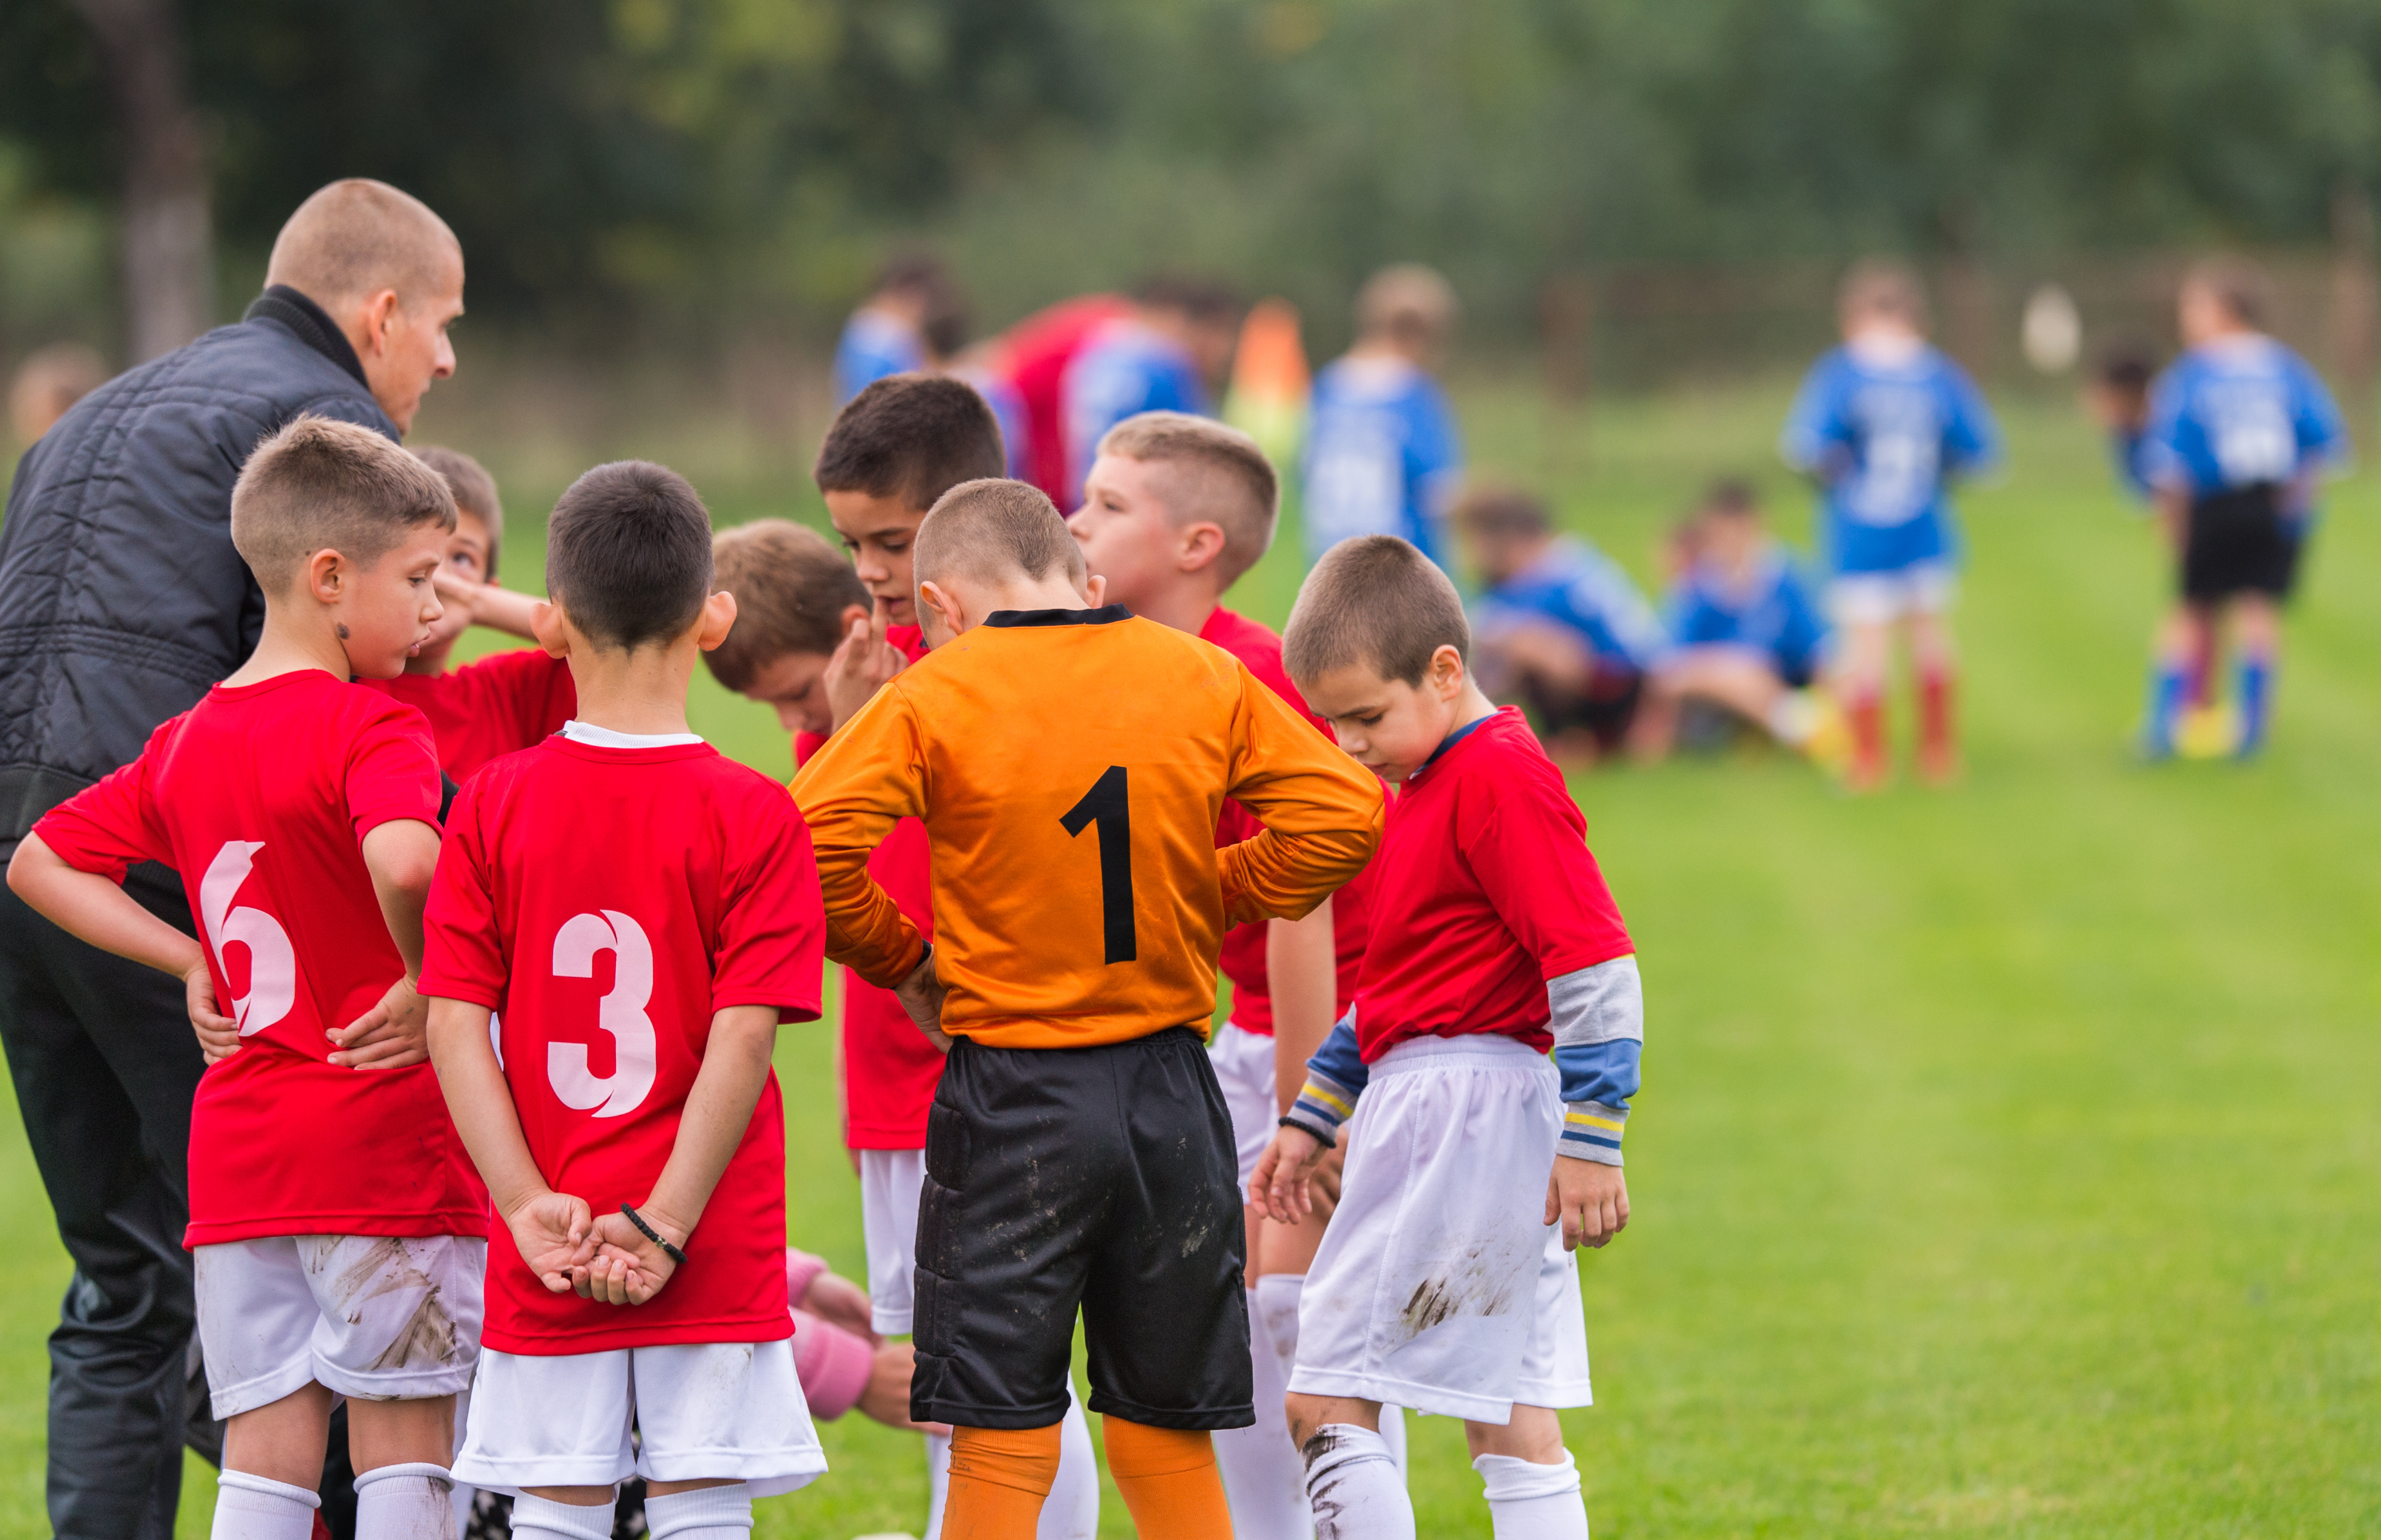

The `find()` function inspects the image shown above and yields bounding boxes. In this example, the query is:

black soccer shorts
[909,1026,1255,1431]
[2182,483,2299,602]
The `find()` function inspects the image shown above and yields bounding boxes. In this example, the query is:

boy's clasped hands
[506,1189,688,1306]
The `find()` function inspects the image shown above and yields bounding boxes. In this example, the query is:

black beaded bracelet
[621,1204,688,1266]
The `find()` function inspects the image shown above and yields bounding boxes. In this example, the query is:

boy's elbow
[7,835,58,902]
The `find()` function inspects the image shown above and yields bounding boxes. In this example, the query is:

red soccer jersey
[362,648,577,783]
[420,735,824,1354]
[1351,707,1633,1063]
[993,293,1135,502]
[33,671,482,1246]
[1199,607,1375,1036]
[792,624,939,1149]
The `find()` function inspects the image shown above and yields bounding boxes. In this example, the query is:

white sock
[509,1490,618,1540]
[1253,1272,1304,1370]
[1040,1384,1100,1539]
[1301,1424,1413,1540]
[645,1482,754,1539]
[211,1470,320,1540]
[1214,1288,1311,1539]
[924,1427,953,1539]
[1380,1403,1409,1478]
[353,1461,455,1539]
[1475,1451,1589,1539]
[1766,690,1819,745]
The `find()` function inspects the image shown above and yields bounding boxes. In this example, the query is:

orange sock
[1101,1417,1233,1539]
[943,1423,1062,1540]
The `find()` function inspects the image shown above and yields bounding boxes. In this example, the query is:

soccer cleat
[2175,701,2239,761]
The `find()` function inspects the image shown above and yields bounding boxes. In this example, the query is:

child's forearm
[1264,897,1337,1116]
[360,820,441,976]
[466,584,544,640]
[638,1006,779,1244]
[7,835,208,981]
[426,997,552,1214]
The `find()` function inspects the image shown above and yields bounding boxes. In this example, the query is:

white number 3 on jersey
[198,842,296,1037]
[549,910,658,1118]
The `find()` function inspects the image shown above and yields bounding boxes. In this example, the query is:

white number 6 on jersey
[549,909,658,1118]
[198,841,296,1037]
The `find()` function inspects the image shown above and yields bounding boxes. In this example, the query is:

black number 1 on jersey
[1060,765,1136,963]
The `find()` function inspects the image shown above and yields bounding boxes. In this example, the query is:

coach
[0,179,463,1540]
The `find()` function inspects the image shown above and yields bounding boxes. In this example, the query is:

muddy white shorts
[196,1234,486,1420]
[1210,1018,1278,1194]
[454,1338,825,1498]
[1287,1034,1593,1424]
[859,1146,926,1334]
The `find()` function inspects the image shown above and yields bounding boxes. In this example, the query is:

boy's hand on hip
[507,1191,597,1294]
[824,598,907,732]
[584,1209,681,1306]
[329,976,430,1069]
[893,952,952,1054]
[1251,1126,1327,1226]
[186,962,242,1063]
[1547,1158,1629,1250]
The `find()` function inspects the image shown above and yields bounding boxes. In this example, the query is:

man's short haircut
[1095,412,1279,587]
[412,445,502,574]
[913,478,1087,592]
[815,375,1006,513]
[707,521,872,691]
[1454,484,1552,543]
[231,415,457,593]
[545,460,715,651]
[1357,263,1458,347]
[1840,257,1928,328]
[2185,256,2275,329]
[1284,534,1470,688]
[1698,477,1760,519]
[265,179,461,312]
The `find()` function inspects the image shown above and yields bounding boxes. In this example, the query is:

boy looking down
[1255,534,1643,1540]
[793,479,1382,1540]
[422,460,831,1538]
[8,416,484,1540]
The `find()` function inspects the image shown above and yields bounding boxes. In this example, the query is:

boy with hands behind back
[421,462,831,1540]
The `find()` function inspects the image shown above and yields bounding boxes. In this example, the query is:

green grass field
[5,377,2379,1536]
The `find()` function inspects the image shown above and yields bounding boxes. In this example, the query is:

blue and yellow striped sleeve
[1549,956,1643,1167]
[1281,1013,1368,1146]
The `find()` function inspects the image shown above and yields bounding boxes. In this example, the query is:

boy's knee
[949,1421,1064,1498]
[1463,1403,1568,1464]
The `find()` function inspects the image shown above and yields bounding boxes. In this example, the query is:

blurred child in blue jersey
[1636,480,1841,763]
[832,255,960,407]
[1302,265,1464,571]
[1781,260,2001,791]
[1060,278,1241,504]
[2137,258,2347,760]
[1458,487,1670,765]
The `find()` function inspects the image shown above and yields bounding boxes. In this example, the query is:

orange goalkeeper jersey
[792,605,1384,1050]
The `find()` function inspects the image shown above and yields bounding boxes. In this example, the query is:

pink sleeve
[784,1247,829,1307]
[1462,773,1634,977]
[345,705,443,842]
[788,1307,875,1421]
[417,778,504,1009]
[32,740,169,882]
[712,790,826,1023]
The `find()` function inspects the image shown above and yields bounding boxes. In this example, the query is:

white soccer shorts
[454,1339,826,1498]
[196,1234,486,1420]
[1288,1033,1593,1424]
[860,1146,927,1334]
[1211,1018,1279,1194]
[1827,561,1958,627]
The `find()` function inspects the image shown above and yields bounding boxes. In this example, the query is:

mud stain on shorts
[1388,1243,1519,1348]
[310,1237,462,1372]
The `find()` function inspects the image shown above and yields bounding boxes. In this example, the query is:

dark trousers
[0,862,206,1540]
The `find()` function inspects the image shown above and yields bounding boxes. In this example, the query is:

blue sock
[2142,661,2188,755]
[2237,656,2273,757]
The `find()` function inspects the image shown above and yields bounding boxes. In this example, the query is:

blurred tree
[66,0,210,360]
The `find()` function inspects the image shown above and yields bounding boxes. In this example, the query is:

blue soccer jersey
[2142,335,2345,507]
[2109,427,2156,502]
[1061,321,1211,506]
[1663,545,1830,688]
[1779,341,2000,577]
[1301,356,1464,569]
[832,307,929,407]
[1475,536,1669,674]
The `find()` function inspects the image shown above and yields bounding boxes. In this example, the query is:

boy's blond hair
[1283,534,1468,688]
[707,521,872,691]
[1357,263,1458,347]
[914,478,1087,591]
[231,415,457,594]
[1840,258,1928,329]
[1095,411,1278,587]
[412,444,502,574]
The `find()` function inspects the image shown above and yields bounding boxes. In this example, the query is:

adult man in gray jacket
[0,178,464,1539]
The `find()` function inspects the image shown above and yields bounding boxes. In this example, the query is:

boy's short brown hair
[1356,263,1458,349]
[231,414,457,593]
[2184,255,2275,329]
[707,521,872,691]
[1283,534,1468,688]
[1454,484,1552,543]
[1840,258,1928,328]
[412,444,502,574]
[546,460,714,651]
[1095,412,1278,587]
[913,478,1087,592]
[815,375,1006,513]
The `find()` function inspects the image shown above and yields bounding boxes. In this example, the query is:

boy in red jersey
[420,460,830,1539]
[799,377,1103,1538]
[365,446,577,785]
[1254,535,1643,1540]
[1069,410,1390,1538]
[8,416,485,1540]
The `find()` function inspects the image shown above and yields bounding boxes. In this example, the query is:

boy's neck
[1120,574,1227,638]
[562,639,700,737]
[223,606,360,687]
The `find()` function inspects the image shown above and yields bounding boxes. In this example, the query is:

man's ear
[531,599,569,659]
[306,548,346,606]
[1177,521,1228,574]
[355,289,401,359]
[696,590,738,653]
